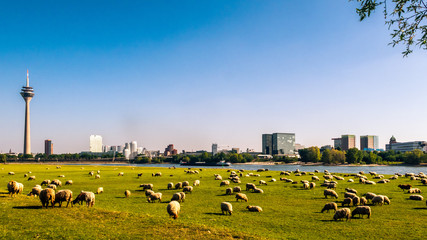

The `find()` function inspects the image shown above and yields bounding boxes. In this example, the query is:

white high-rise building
[89,135,103,153]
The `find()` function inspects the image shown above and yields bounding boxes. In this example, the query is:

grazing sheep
[221,202,233,215]
[47,184,57,190]
[333,208,351,221]
[225,188,233,195]
[24,174,28,178]
[73,191,95,207]
[285,179,294,183]
[381,195,391,205]
[347,179,354,182]
[372,195,385,206]
[215,175,223,180]
[147,192,162,203]
[96,187,104,194]
[175,182,183,190]
[8,172,15,175]
[65,180,73,185]
[360,197,368,205]
[352,206,371,219]
[421,179,427,185]
[364,192,377,202]
[233,186,241,193]
[193,180,200,186]
[54,189,73,207]
[344,192,358,199]
[408,188,422,194]
[352,196,360,206]
[235,193,248,202]
[7,180,24,197]
[125,190,131,198]
[312,176,320,181]
[89,171,94,176]
[345,188,358,194]
[220,180,230,187]
[253,188,264,193]
[259,180,267,185]
[118,172,124,176]
[141,184,154,190]
[246,183,256,191]
[409,195,424,201]
[246,205,262,212]
[326,183,337,189]
[137,173,143,178]
[95,174,101,179]
[28,176,36,181]
[152,172,162,177]
[51,179,62,187]
[167,201,181,219]
[183,186,193,194]
[321,202,338,213]
[324,189,339,199]
[167,182,174,190]
[56,166,61,169]
[145,190,154,197]
[39,188,56,208]
[182,181,190,187]
[27,186,42,197]
[342,198,353,207]
[58,175,65,178]
[309,182,316,189]
[398,184,412,191]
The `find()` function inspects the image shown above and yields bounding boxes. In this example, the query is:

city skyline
[1,1,427,154]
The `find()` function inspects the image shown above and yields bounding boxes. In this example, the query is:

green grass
[0,164,426,239]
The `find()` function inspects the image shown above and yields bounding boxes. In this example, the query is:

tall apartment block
[341,135,356,151]
[360,135,379,150]
[44,139,53,156]
[262,133,295,155]
[89,135,103,152]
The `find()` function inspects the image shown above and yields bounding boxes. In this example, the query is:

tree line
[298,147,427,165]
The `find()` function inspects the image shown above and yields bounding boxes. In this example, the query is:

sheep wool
[351,206,371,219]
[125,190,131,198]
[221,202,233,215]
[167,201,181,219]
[246,205,262,212]
[54,189,73,207]
[321,202,337,213]
[235,193,248,202]
[333,208,351,221]
[40,188,56,208]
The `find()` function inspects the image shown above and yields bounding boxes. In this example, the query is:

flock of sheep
[5,166,427,222]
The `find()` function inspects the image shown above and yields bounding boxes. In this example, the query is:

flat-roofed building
[385,136,426,152]
[44,139,53,156]
[341,135,356,151]
[360,135,379,150]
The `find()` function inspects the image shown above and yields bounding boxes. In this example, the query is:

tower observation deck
[20,70,35,155]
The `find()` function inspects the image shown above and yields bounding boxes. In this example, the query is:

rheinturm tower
[20,70,35,155]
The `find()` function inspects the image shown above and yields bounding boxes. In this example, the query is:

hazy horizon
[1,1,426,154]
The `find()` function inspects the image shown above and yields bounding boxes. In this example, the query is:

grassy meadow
[0,164,426,239]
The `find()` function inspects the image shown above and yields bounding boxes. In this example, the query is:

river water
[65,163,426,175]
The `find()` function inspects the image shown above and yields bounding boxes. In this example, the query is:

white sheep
[73,191,95,207]
[96,187,104,194]
[246,205,262,212]
[125,190,131,198]
[333,208,351,221]
[167,201,180,219]
[324,189,338,199]
[351,206,371,219]
[193,180,200,186]
[54,189,73,207]
[409,195,424,201]
[372,195,385,206]
[221,202,233,215]
[147,192,162,203]
[39,188,55,208]
[7,180,24,197]
[167,182,174,190]
[65,180,73,185]
[235,193,248,202]
[321,202,337,213]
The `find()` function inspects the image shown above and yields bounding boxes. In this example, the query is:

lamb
[225,188,233,195]
[246,183,256,191]
[28,176,36,181]
[408,188,421,194]
[65,180,73,185]
[235,193,248,202]
[372,195,385,205]
[39,188,56,208]
[51,179,62,187]
[54,189,73,207]
[342,198,353,207]
[125,190,131,198]
[253,188,264,193]
[167,182,174,190]
[182,181,190,187]
[233,186,241,193]
[359,197,368,205]
[73,191,95,207]
[7,180,24,197]
[118,172,124,176]
[183,186,193,194]
[175,182,182,189]
[220,180,230,187]
[246,205,262,212]
[351,206,371,219]
[221,202,233,215]
[409,195,424,201]
[321,202,337,213]
[147,192,162,203]
[193,180,200,186]
[333,208,351,221]
[167,201,181,219]
[96,187,104,194]
[309,182,316,189]
[27,185,42,197]
[324,189,338,199]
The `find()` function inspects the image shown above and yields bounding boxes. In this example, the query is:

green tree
[321,149,332,164]
[352,0,427,56]
[346,148,363,164]
[299,147,321,163]
[0,154,6,163]
[330,149,346,164]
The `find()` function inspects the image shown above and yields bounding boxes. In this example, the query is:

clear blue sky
[1,1,426,154]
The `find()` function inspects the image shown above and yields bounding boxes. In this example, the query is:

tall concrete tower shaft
[20,70,35,155]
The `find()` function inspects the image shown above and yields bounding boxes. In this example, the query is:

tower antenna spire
[26,69,29,87]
